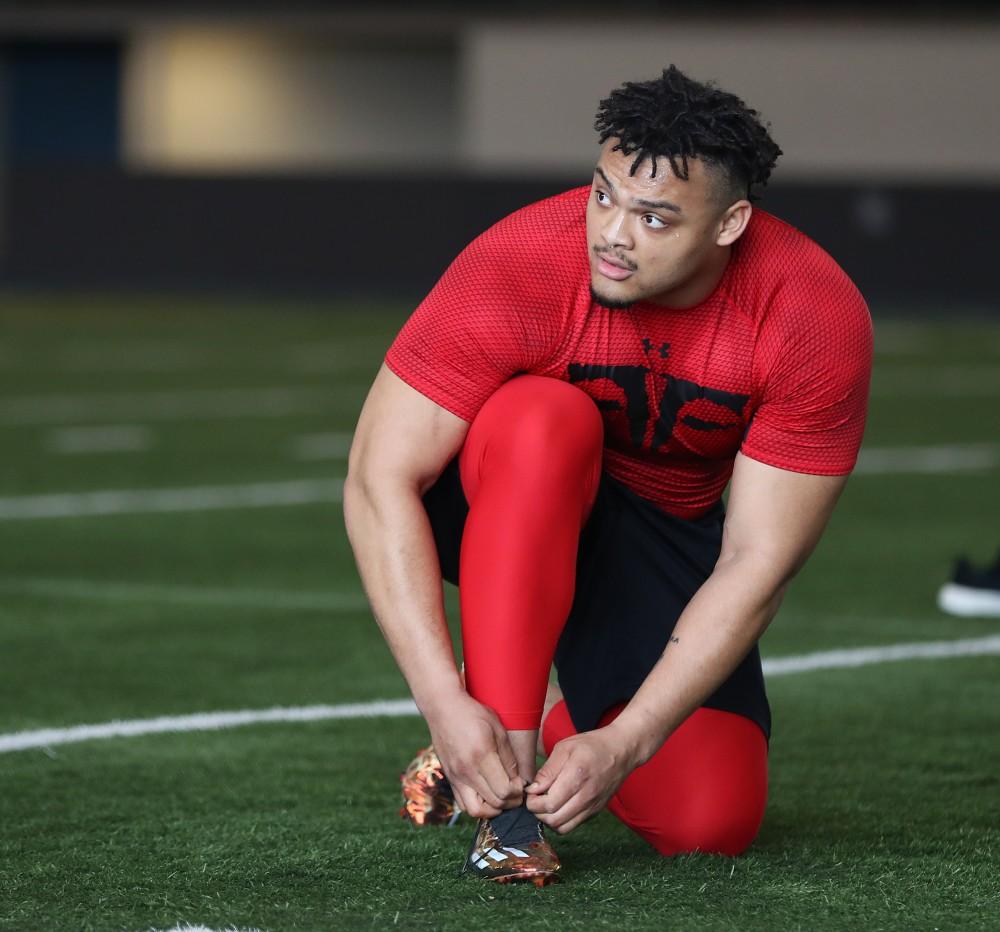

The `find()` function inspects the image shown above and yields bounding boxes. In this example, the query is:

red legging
[543,701,767,856]
[457,375,767,856]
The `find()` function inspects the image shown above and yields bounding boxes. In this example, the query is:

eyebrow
[594,166,683,215]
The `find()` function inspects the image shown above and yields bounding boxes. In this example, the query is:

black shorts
[423,460,771,739]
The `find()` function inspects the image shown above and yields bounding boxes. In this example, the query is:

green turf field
[0,294,998,931]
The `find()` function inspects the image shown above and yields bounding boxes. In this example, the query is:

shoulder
[443,185,590,304]
[732,210,870,336]
[466,186,590,261]
[385,188,588,420]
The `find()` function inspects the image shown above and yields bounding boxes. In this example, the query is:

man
[344,65,872,885]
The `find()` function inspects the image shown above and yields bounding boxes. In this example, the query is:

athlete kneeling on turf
[344,64,873,885]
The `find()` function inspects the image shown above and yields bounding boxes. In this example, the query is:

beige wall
[461,20,1000,181]
[123,19,1000,181]
[124,29,457,171]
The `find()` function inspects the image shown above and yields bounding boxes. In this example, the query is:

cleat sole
[490,869,560,886]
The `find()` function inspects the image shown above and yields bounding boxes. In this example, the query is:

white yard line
[0,387,337,425]
[0,478,343,520]
[2,635,998,754]
[760,635,1000,674]
[0,442,994,523]
[0,577,368,613]
[854,443,1000,475]
[0,701,418,753]
[45,425,154,454]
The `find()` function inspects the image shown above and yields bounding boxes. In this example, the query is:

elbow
[342,453,421,545]
[343,447,377,547]
[342,472,365,549]
[715,544,803,602]
[344,432,378,508]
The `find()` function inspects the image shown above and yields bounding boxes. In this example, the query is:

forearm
[609,554,786,766]
[343,475,463,718]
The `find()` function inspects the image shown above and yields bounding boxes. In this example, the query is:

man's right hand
[425,691,523,818]
[345,368,521,817]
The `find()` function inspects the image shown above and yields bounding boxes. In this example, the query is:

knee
[645,808,764,858]
[470,377,603,477]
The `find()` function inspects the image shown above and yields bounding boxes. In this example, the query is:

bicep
[349,364,470,494]
[722,452,848,582]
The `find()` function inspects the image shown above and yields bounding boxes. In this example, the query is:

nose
[601,209,633,252]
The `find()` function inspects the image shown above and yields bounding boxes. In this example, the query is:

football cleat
[399,746,462,827]
[463,809,561,886]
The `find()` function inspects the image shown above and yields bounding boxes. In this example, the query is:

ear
[716,201,752,247]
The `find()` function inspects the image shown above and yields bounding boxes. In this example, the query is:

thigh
[553,476,770,738]
[542,700,768,857]
[603,704,768,857]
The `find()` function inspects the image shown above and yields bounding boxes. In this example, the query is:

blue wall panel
[3,40,121,164]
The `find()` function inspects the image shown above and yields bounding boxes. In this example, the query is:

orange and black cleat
[399,746,462,827]
[463,811,561,886]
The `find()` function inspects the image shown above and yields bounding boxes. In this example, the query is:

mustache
[593,247,638,271]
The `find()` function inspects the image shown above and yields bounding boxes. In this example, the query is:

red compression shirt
[386,186,873,520]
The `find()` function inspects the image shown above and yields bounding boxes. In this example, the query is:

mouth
[594,249,636,282]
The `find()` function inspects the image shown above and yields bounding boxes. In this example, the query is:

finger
[449,781,475,815]
[452,781,501,819]
[542,779,610,833]
[524,792,548,814]
[525,768,554,794]
[440,742,505,807]
[526,749,566,795]
[532,765,581,815]
[468,801,503,819]
[459,758,512,811]
[536,787,592,832]
[479,752,522,806]
[468,779,506,812]
[547,804,597,835]
[490,724,520,782]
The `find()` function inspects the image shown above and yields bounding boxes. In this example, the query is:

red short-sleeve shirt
[386,186,872,519]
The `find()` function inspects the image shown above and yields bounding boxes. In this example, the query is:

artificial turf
[0,294,997,931]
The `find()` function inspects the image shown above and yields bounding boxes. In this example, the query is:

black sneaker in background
[937,551,1000,618]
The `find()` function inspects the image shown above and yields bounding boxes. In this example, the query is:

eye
[642,214,668,229]
[595,190,610,206]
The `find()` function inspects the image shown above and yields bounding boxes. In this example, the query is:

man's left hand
[524,727,636,834]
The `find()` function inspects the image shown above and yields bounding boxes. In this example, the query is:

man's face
[586,140,739,309]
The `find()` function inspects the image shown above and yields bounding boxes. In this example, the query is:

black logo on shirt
[567,362,749,451]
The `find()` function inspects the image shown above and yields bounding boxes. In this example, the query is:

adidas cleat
[463,809,561,886]
[399,746,462,827]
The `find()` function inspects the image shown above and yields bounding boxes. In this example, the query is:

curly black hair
[594,65,782,202]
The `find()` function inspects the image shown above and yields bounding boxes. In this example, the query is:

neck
[649,244,732,310]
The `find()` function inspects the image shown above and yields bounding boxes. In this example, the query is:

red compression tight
[457,375,604,730]
[457,375,768,856]
[543,701,768,856]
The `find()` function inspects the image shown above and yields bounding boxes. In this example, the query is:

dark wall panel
[3,41,121,165]
[2,166,997,311]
